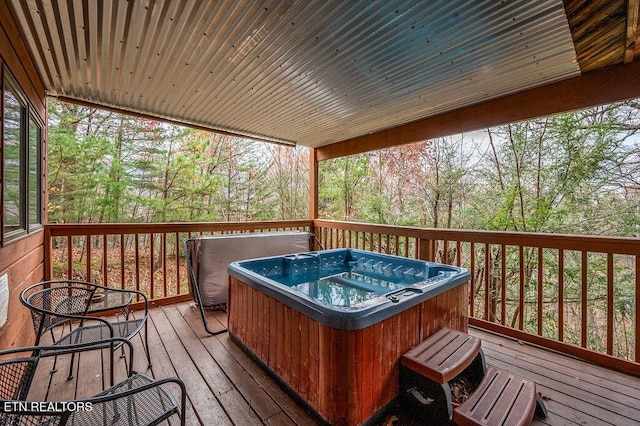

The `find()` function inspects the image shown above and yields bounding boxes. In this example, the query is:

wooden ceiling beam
[317,60,640,161]
[625,0,639,63]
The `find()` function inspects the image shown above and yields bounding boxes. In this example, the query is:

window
[28,114,42,230]
[2,69,42,244]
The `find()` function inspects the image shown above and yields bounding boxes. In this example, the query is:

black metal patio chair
[0,338,186,426]
[20,280,151,380]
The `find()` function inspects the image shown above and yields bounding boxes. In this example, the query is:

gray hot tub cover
[189,231,314,307]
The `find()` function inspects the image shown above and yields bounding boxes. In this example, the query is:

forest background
[48,98,639,237]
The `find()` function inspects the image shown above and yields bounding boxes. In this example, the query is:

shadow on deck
[35,302,640,425]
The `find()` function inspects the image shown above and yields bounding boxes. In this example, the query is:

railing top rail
[46,220,314,236]
[45,219,640,255]
[313,219,640,256]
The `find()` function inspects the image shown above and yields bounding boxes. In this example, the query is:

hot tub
[228,248,470,425]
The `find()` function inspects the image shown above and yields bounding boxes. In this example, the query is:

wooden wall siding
[0,233,43,349]
[228,277,468,425]
[0,1,46,350]
[0,1,46,117]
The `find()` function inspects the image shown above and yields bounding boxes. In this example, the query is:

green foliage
[48,98,639,237]
[47,99,309,223]
[318,154,369,220]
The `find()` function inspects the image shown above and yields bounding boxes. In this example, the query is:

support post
[309,148,319,243]
[417,238,435,262]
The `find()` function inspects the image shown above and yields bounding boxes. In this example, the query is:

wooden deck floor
[36,301,640,425]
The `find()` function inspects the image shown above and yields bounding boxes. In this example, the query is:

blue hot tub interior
[230,248,465,309]
[283,250,458,307]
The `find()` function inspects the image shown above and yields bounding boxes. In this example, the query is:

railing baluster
[86,235,91,283]
[484,243,490,321]
[175,232,181,295]
[607,253,614,355]
[150,233,155,300]
[103,234,108,287]
[135,233,140,302]
[501,244,506,325]
[538,247,543,336]
[163,233,168,298]
[558,249,564,342]
[581,251,588,348]
[470,242,475,318]
[518,246,524,331]
[120,234,125,290]
[67,235,72,280]
[634,256,640,362]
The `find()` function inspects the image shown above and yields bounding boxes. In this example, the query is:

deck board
[471,327,640,426]
[149,306,234,426]
[35,302,640,425]
[175,303,283,421]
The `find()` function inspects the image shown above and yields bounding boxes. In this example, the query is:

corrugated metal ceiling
[9,0,580,147]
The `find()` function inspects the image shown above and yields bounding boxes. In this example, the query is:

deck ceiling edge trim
[316,60,640,160]
[51,95,297,146]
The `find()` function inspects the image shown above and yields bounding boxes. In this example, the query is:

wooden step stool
[400,328,545,425]
[400,328,486,423]
[453,366,536,426]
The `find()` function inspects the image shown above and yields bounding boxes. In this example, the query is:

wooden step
[401,328,482,383]
[453,366,536,426]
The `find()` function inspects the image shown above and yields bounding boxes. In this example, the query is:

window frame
[28,111,43,233]
[1,67,43,246]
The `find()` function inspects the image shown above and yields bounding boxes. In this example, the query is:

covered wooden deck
[37,301,640,425]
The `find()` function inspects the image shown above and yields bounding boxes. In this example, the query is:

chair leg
[535,393,549,419]
[50,354,59,375]
[67,352,75,381]
[67,323,83,380]
[46,329,59,374]
[144,321,152,368]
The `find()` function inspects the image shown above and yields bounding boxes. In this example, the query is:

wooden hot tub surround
[228,276,469,425]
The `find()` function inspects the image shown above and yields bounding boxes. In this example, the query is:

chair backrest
[185,231,314,307]
[20,282,94,340]
[0,354,39,401]
[0,339,181,426]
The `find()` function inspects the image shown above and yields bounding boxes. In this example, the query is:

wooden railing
[314,219,640,376]
[45,220,313,307]
[44,219,639,376]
